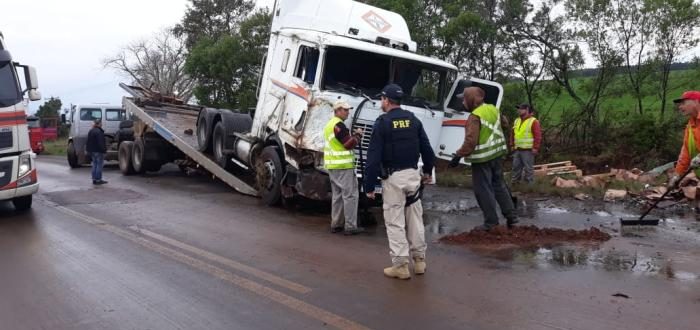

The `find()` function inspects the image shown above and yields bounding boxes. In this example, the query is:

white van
[66,104,126,167]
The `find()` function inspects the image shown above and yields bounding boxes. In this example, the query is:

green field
[42,138,67,156]
[502,68,700,125]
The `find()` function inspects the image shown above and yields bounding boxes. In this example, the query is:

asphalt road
[0,156,698,330]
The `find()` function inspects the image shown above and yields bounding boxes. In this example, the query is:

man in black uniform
[365,84,435,280]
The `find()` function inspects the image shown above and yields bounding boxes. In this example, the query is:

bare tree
[648,0,700,115]
[103,28,195,101]
[608,0,656,115]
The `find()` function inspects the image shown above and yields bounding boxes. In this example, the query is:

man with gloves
[670,90,700,218]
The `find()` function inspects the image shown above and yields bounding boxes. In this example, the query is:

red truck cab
[26,116,44,154]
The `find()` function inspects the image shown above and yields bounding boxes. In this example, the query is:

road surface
[0,156,698,329]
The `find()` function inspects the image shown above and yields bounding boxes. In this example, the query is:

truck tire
[258,146,283,206]
[196,113,211,153]
[213,122,231,169]
[67,141,80,168]
[132,138,147,174]
[12,195,32,212]
[118,141,136,175]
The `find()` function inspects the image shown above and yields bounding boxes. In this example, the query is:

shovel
[619,167,692,226]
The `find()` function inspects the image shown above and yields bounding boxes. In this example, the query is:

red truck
[26,116,44,154]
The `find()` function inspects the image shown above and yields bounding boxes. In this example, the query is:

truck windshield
[0,61,22,108]
[322,47,448,110]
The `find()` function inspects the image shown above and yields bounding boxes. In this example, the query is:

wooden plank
[535,169,583,178]
[534,161,572,170]
[535,165,578,175]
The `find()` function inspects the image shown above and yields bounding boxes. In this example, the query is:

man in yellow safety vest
[510,104,541,185]
[448,87,518,231]
[670,91,700,219]
[324,100,365,235]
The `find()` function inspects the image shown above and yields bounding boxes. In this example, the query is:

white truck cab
[0,31,41,211]
[193,0,504,206]
[66,104,126,167]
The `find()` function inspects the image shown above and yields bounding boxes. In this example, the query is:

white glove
[691,155,700,169]
[668,175,680,189]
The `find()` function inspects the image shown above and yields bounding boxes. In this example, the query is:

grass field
[41,138,67,156]
[503,67,700,125]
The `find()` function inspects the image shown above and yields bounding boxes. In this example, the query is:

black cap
[377,84,404,100]
[516,103,533,112]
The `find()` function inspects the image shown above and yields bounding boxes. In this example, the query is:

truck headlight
[18,154,31,178]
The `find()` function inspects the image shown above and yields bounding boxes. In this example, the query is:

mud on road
[440,225,611,246]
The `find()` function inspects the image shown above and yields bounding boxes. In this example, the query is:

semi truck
[114,0,504,207]
[0,31,41,211]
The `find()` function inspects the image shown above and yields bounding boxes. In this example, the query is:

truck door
[436,77,503,162]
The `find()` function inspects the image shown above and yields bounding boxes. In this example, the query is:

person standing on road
[365,84,435,280]
[510,104,541,185]
[669,91,700,218]
[86,119,107,185]
[448,87,518,231]
[324,100,365,235]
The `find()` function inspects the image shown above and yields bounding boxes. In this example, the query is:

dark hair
[384,97,401,105]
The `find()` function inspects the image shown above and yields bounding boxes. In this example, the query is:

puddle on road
[483,245,699,282]
[423,193,700,283]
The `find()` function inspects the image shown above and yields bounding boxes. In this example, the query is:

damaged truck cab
[196,0,503,205]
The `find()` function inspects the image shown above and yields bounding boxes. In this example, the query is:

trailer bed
[122,97,258,197]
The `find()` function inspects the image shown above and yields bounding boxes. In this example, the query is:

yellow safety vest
[686,123,700,177]
[513,117,536,149]
[465,104,507,164]
[323,117,355,170]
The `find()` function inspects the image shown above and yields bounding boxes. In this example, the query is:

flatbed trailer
[119,84,258,197]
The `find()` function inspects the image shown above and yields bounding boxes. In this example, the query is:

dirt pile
[441,225,611,246]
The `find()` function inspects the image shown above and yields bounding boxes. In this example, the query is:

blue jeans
[91,152,104,181]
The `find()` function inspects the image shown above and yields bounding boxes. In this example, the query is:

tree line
[103,0,700,162]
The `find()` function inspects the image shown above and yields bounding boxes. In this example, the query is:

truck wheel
[67,141,80,168]
[258,146,283,206]
[118,141,136,175]
[132,138,147,174]
[12,195,32,212]
[196,114,211,153]
[213,122,231,169]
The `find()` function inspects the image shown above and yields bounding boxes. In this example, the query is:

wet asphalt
[0,155,698,330]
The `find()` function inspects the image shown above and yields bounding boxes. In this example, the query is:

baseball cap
[516,103,533,111]
[673,91,700,103]
[376,84,404,100]
[332,100,353,110]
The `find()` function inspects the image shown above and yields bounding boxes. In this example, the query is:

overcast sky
[1,0,274,113]
[2,0,697,114]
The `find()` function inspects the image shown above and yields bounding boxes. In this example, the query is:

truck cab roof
[273,0,418,52]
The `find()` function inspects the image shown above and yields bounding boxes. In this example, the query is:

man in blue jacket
[86,119,107,185]
[365,84,435,280]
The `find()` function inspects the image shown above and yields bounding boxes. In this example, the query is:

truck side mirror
[23,66,39,90]
[61,114,66,124]
[28,90,41,101]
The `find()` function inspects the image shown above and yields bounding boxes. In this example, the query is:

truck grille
[0,160,12,187]
[0,130,13,149]
[352,121,373,178]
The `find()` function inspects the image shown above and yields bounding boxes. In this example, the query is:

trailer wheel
[213,122,232,169]
[118,141,136,175]
[132,138,147,174]
[67,141,80,168]
[196,113,211,152]
[258,146,283,206]
[12,195,32,212]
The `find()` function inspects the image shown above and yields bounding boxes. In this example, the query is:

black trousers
[471,156,516,227]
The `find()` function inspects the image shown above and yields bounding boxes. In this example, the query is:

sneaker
[344,227,366,236]
[383,264,411,280]
[95,180,108,185]
[413,257,426,275]
[474,224,496,232]
[507,218,519,229]
[92,180,98,185]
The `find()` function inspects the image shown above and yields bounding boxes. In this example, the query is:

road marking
[49,203,370,330]
[129,226,311,294]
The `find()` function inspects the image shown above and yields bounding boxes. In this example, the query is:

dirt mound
[440,225,611,246]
